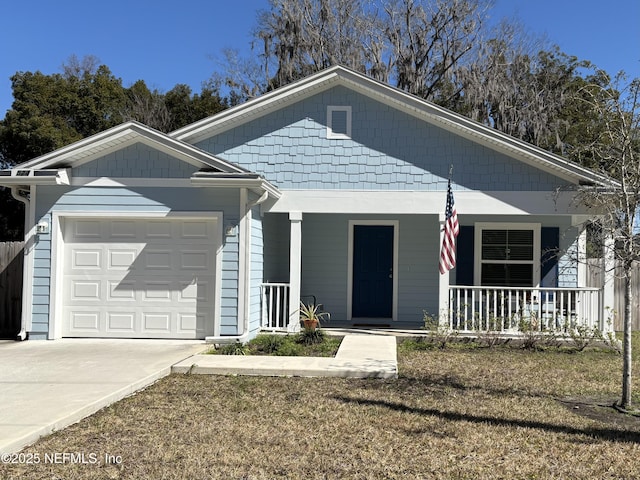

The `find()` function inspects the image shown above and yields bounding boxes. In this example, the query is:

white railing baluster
[447,286,601,336]
[260,283,291,331]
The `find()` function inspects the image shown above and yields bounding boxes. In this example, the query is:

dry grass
[3,339,640,479]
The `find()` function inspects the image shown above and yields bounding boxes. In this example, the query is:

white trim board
[72,177,193,187]
[347,220,399,322]
[269,190,595,216]
[48,210,223,340]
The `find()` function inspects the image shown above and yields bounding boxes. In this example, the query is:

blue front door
[352,225,393,318]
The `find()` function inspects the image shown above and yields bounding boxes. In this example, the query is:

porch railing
[448,286,604,333]
[261,283,290,330]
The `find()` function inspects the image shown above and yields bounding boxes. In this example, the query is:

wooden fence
[587,259,640,331]
[0,241,24,338]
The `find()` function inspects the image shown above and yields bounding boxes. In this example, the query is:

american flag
[439,179,459,274]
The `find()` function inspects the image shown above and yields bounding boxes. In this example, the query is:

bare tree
[61,54,101,79]
[122,80,171,132]
[578,73,640,409]
[384,0,489,101]
[220,0,491,102]
[255,0,380,88]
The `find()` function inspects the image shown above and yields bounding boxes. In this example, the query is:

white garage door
[61,216,217,339]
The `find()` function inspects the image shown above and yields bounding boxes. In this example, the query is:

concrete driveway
[0,339,205,454]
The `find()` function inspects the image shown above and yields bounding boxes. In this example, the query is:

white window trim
[347,220,399,321]
[473,222,541,288]
[327,106,352,139]
[49,210,223,339]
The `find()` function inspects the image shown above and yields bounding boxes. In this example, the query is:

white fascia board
[191,176,282,199]
[15,121,247,174]
[171,73,343,143]
[337,74,614,187]
[71,177,192,187]
[0,168,71,186]
[267,189,596,216]
[17,122,143,169]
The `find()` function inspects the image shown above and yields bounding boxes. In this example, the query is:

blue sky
[1,0,638,117]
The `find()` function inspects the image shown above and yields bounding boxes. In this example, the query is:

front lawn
[2,336,640,479]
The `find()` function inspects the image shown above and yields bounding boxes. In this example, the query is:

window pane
[481,264,508,286]
[482,230,506,245]
[482,245,507,260]
[507,264,533,286]
[481,264,533,287]
[508,230,533,245]
[508,245,533,261]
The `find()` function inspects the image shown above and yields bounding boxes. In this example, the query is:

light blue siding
[300,214,440,326]
[73,143,198,178]
[196,85,570,192]
[31,185,241,338]
[262,213,290,283]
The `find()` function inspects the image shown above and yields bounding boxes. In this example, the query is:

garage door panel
[71,219,102,239]
[109,249,138,269]
[72,249,102,269]
[179,278,214,302]
[106,312,136,332]
[108,280,136,300]
[61,217,217,339]
[69,311,101,333]
[71,280,101,301]
[142,281,173,301]
[142,313,171,333]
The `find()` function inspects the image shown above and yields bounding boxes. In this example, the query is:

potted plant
[299,302,330,331]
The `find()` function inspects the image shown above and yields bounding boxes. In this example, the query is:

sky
[1,0,639,117]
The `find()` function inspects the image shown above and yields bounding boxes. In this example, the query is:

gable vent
[327,106,352,139]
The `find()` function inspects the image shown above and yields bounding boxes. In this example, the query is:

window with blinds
[480,228,535,286]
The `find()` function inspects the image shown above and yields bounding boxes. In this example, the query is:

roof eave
[15,121,250,175]
[190,172,282,199]
[0,168,71,187]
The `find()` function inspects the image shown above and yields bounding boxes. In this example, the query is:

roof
[171,65,615,188]
[11,121,250,174]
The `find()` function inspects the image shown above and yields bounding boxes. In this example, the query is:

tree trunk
[621,271,633,409]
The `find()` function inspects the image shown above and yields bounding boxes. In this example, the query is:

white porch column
[288,211,303,332]
[602,233,616,331]
[576,226,587,288]
[438,214,450,327]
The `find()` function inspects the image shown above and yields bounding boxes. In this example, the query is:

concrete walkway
[0,339,204,454]
[172,334,398,379]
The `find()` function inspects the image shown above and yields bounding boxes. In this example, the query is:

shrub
[297,327,326,345]
[422,311,457,349]
[218,341,249,355]
[249,334,286,354]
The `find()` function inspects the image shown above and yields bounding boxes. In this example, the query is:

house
[0,65,616,341]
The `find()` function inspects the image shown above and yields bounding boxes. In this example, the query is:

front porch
[257,208,615,336]
[261,283,610,335]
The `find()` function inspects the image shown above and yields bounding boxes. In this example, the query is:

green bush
[217,342,249,355]
[249,334,286,354]
[297,327,326,345]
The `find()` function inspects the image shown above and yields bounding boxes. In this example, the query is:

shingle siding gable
[196,86,570,192]
[73,143,198,179]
